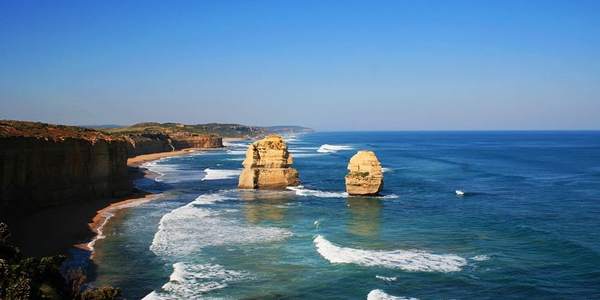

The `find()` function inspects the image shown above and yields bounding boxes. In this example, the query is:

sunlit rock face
[238,135,300,189]
[345,150,384,196]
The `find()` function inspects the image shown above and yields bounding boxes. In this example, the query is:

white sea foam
[287,186,399,199]
[381,167,392,173]
[226,149,247,156]
[202,168,242,181]
[87,196,159,258]
[470,255,490,261]
[165,262,246,295]
[143,161,207,183]
[143,262,244,300]
[287,186,348,198]
[192,193,231,205]
[375,275,398,281]
[223,141,250,148]
[142,160,174,181]
[367,289,419,300]
[317,144,354,153]
[226,157,245,161]
[291,153,321,158]
[150,194,293,257]
[314,235,467,272]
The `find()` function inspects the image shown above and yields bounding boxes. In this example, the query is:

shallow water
[88,131,600,299]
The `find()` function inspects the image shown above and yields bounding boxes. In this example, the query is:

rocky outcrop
[171,133,222,149]
[124,134,174,158]
[124,133,223,158]
[345,150,384,196]
[238,135,300,189]
[0,121,133,221]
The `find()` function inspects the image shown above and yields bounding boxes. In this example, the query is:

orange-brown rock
[238,135,300,189]
[345,150,384,196]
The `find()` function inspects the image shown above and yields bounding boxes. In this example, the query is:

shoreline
[10,143,244,259]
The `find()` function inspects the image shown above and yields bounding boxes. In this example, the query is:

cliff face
[124,134,174,158]
[345,150,384,196]
[171,133,223,149]
[238,135,300,189]
[0,121,133,221]
[125,133,223,158]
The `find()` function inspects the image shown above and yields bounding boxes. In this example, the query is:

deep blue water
[87,131,600,299]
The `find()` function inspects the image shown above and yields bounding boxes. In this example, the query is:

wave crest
[143,262,247,300]
[314,235,467,272]
[367,289,419,300]
[287,186,348,198]
[202,168,241,181]
[317,144,354,153]
[150,194,293,257]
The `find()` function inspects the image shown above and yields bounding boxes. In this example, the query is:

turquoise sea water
[85,131,600,299]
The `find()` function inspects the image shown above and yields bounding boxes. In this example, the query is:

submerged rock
[238,135,300,189]
[345,150,384,196]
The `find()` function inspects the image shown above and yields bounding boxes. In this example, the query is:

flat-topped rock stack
[345,150,384,196]
[238,135,300,189]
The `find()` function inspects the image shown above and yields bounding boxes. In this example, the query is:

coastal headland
[0,120,312,257]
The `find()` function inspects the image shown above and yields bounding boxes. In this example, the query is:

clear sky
[1,0,599,131]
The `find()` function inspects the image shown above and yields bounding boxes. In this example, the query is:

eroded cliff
[0,121,133,221]
[124,132,223,157]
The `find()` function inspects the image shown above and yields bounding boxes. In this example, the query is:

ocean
[82,131,600,299]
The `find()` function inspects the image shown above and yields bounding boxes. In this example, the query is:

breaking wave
[470,255,490,261]
[150,194,293,257]
[142,262,247,300]
[223,141,249,148]
[143,160,206,183]
[202,168,241,181]
[317,144,354,153]
[375,275,398,281]
[226,149,247,156]
[367,289,419,300]
[314,235,467,272]
[287,186,348,198]
[87,196,159,258]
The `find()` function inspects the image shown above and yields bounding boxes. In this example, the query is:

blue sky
[1,0,598,130]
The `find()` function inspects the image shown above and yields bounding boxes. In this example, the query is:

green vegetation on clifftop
[104,122,313,139]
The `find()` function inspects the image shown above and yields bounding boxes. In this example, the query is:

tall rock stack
[238,135,300,189]
[345,150,384,196]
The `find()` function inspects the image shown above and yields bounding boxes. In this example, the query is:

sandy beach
[9,142,244,258]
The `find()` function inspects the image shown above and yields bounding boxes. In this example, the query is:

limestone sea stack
[345,150,384,196]
[238,135,300,189]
